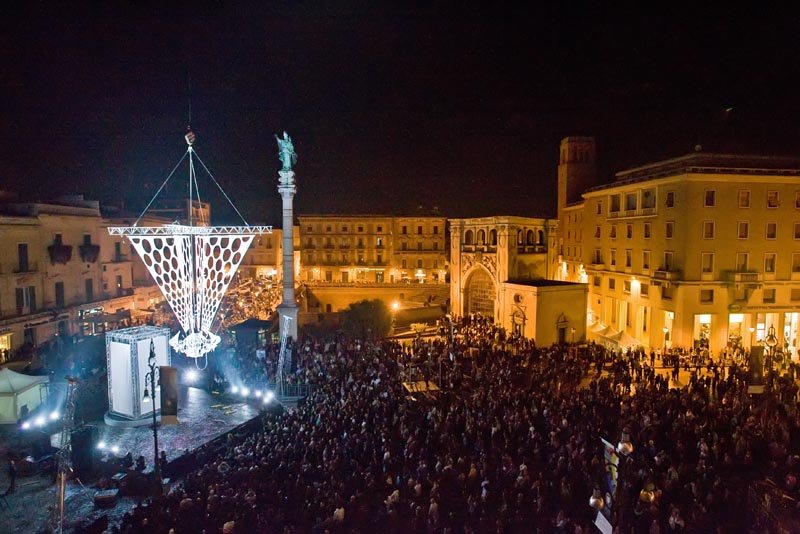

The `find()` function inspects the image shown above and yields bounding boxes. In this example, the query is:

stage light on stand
[254,390,262,398]
[21,421,31,430]
[36,416,46,427]
[185,369,199,383]
[230,386,239,395]
[97,441,107,450]
[50,410,60,421]
[111,445,120,454]
[264,390,275,404]
[241,387,250,397]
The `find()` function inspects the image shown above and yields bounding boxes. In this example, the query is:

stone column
[278,170,298,339]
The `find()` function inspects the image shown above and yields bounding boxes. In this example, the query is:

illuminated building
[449,216,587,345]
[0,195,165,360]
[557,137,800,357]
[297,215,447,285]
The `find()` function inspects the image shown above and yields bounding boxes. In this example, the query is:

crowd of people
[114,315,800,533]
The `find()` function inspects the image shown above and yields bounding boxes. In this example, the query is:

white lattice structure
[108,131,271,360]
[110,225,269,358]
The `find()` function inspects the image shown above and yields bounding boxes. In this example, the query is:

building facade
[297,215,448,285]
[0,196,165,361]
[449,216,586,344]
[557,139,800,357]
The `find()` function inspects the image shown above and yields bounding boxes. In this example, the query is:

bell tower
[557,137,596,218]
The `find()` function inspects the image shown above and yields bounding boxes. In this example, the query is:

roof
[506,279,585,287]
[0,367,48,395]
[585,152,800,194]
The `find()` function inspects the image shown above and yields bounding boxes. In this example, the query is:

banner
[601,437,619,499]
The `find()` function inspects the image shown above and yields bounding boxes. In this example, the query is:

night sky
[3,3,800,225]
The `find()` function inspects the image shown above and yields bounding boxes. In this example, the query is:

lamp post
[765,324,778,379]
[391,300,400,335]
[141,339,161,495]
[662,326,669,357]
[571,327,576,344]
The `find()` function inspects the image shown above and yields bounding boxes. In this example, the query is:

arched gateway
[464,268,495,317]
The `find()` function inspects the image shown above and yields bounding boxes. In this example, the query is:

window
[610,249,617,266]
[665,221,674,239]
[54,233,63,245]
[596,202,602,215]
[766,222,777,240]
[792,288,800,301]
[610,225,617,239]
[793,253,800,273]
[401,242,407,251]
[640,283,649,297]
[736,252,749,271]
[642,251,650,270]
[376,237,383,247]
[765,253,776,273]
[306,226,313,232]
[610,195,620,212]
[326,225,332,232]
[433,259,438,268]
[417,242,423,251]
[608,278,616,290]
[767,191,779,208]
[796,192,800,209]
[594,226,601,238]
[17,243,29,272]
[738,221,749,239]
[625,249,632,268]
[401,259,407,268]
[703,221,714,239]
[85,278,94,302]
[700,289,714,303]
[417,226,423,235]
[402,226,408,234]
[625,193,637,211]
[433,226,438,234]
[377,226,383,233]
[82,234,92,245]
[663,251,674,271]
[15,286,36,313]
[342,226,348,232]
[704,190,716,207]
[643,223,651,239]
[55,282,65,307]
[642,189,655,209]
[626,224,632,239]
[593,276,601,287]
[795,223,800,239]
[623,280,631,294]
[701,253,714,274]
[738,190,751,208]
[763,288,776,304]
[417,259,423,268]
[357,226,364,232]
[593,249,602,264]
[661,286,673,300]
[433,242,439,251]
[665,191,675,208]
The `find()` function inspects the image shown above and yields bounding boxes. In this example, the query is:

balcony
[11,261,39,274]
[653,269,681,281]
[607,207,658,220]
[517,245,547,253]
[727,271,763,288]
[110,254,130,263]
[79,244,100,263]
[47,244,73,265]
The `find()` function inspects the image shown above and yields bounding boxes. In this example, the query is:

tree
[341,299,392,340]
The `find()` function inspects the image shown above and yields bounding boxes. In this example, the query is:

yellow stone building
[297,215,448,284]
[557,137,800,357]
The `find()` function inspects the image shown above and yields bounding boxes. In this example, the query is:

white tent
[0,367,49,424]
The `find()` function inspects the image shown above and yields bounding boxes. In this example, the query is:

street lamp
[391,301,400,335]
[141,339,161,495]
[662,326,669,356]
[765,324,778,377]
[570,327,576,344]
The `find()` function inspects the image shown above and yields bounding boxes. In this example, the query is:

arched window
[517,230,523,245]
[477,229,486,245]
[526,230,534,245]
[537,229,545,245]
[489,229,497,246]
[464,230,474,245]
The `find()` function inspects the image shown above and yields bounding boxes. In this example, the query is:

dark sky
[3,3,800,225]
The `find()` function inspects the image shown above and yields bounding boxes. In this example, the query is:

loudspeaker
[159,366,178,425]
[71,425,97,477]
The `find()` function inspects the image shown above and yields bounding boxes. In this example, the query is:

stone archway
[464,268,496,317]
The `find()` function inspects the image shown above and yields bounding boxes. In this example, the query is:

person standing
[6,459,16,495]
